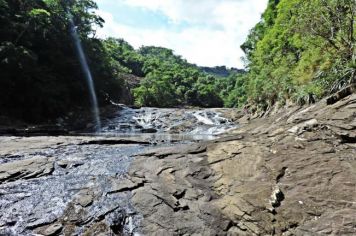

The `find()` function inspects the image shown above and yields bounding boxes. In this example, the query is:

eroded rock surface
[126,93,356,235]
[128,143,231,235]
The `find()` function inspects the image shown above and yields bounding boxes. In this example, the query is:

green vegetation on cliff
[240,0,356,110]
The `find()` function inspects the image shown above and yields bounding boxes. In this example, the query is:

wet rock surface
[0,93,355,235]
[101,107,241,137]
[0,136,148,235]
[0,156,55,183]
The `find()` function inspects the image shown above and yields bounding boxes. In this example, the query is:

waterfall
[69,17,101,131]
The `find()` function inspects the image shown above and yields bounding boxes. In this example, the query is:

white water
[133,111,155,129]
[101,107,238,139]
[193,112,215,125]
[69,17,101,131]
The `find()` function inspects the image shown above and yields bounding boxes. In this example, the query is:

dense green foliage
[0,0,124,121]
[102,39,231,108]
[103,37,144,77]
[133,46,225,107]
[239,0,356,110]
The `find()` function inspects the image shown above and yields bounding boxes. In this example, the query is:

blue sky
[95,0,268,68]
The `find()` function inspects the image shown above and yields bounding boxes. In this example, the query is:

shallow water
[100,106,238,139]
[0,143,145,235]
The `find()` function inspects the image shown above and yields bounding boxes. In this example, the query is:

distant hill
[200,66,245,78]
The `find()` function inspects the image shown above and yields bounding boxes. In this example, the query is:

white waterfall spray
[69,16,101,131]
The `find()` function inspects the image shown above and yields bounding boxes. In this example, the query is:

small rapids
[101,106,239,141]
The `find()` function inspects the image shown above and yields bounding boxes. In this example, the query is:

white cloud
[95,0,268,68]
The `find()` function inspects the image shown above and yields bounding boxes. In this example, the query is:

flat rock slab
[0,156,54,183]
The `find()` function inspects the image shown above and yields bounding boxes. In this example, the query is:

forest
[102,38,240,108]
[0,0,355,122]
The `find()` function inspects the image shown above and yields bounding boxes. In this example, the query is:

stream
[0,107,240,235]
[100,106,239,140]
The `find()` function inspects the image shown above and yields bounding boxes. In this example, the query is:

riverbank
[0,91,355,235]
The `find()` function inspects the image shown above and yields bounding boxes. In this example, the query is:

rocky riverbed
[0,93,356,235]
[0,136,150,235]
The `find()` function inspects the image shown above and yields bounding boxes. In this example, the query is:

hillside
[240,0,355,110]
[200,66,245,78]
